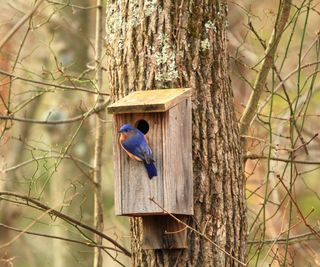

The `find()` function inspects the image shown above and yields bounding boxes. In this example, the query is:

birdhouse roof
[107,88,191,114]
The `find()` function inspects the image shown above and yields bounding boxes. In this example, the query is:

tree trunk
[106,0,247,266]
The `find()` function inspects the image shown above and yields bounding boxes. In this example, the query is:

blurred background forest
[0,0,319,266]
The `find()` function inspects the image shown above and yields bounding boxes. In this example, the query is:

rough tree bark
[106,1,247,266]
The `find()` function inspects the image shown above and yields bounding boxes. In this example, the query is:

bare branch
[0,101,110,124]
[0,69,109,96]
[256,60,320,116]
[239,0,292,139]
[47,0,99,10]
[0,191,131,257]
[2,155,93,173]
[276,175,320,241]
[249,230,320,245]
[0,0,45,50]
[93,1,106,266]
[245,154,320,165]
[0,223,124,253]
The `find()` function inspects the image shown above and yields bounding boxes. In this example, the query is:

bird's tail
[143,161,157,179]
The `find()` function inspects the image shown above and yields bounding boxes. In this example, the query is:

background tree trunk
[106,0,247,266]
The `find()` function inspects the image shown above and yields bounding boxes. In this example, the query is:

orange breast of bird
[119,133,142,161]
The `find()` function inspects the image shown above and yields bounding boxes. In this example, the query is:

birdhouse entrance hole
[135,119,149,134]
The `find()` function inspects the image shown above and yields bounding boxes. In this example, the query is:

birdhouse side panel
[163,99,193,215]
[112,116,122,215]
[113,113,164,215]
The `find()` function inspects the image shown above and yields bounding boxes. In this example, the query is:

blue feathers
[143,160,158,179]
[119,124,157,179]
[119,123,136,132]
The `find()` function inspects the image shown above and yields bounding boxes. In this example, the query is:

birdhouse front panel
[113,112,164,215]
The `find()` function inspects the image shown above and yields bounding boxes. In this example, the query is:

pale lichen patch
[205,20,217,33]
[201,38,211,51]
[130,2,140,28]
[144,0,157,17]
[200,20,217,51]
[154,33,178,82]
[105,3,126,51]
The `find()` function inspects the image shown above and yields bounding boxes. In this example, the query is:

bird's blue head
[118,124,136,134]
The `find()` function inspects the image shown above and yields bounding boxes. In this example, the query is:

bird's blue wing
[121,131,153,162]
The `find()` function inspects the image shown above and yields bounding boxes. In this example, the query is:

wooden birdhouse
[108,88,193,249]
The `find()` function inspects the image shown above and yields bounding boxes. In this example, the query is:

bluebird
[118,124,157,179]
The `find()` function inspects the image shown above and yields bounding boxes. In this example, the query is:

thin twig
[0,191,131,257]
[275,174,320,241]
[0,101,110,124]
[245,154,320,165]
[257,60,320,117]
[0,206,52,249]
[249,230,320,245]
[47,0,99,10]
[0,69,109,96]
[250,19,310,155]
[0,223,124,253]
[165,225,188,235]
[0,0,45,50]
[241,133,318,153]
[2,155,93,173]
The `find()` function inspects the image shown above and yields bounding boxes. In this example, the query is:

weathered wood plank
[113,113,164,215]
[142,215,187,249]
[112,115,122,215]
[163,99,193,215]
[107,88,191,114]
